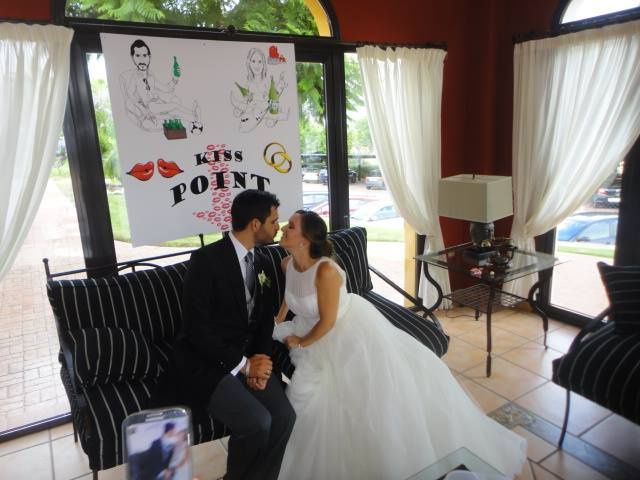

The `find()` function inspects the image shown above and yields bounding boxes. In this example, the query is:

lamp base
[469,221,495,247]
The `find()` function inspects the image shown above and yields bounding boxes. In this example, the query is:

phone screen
[125,411,192,480]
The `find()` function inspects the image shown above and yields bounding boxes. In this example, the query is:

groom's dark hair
[231,189,280,231]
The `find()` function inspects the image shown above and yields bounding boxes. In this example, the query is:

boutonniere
[258,270,271,292]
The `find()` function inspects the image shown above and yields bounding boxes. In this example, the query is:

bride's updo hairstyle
[296,209,334,259]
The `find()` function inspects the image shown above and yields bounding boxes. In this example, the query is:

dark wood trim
[535,229,592,327]
[51,0,65,25]
[318,0,340,39]
[326,50,349,230]
[64,36,117,277]
[416,234,426,299]
[551,0,571,28]
[615,135,640,266]
[515,6,640,44]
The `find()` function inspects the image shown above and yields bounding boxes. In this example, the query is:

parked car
[557,214,618,245]
[592,181,621,208]
[311,195,375,216]
[365,169,385,190]
[302,169,320,183]
[319,168,358,184]
[350,199,402,228]
[302,192,329,210]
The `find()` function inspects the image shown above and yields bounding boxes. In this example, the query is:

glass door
[0,133,82,436]
[549,162,622,317]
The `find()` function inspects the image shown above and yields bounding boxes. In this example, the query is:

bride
[273,210,527,480]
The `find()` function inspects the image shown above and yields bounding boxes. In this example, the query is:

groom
[175,189,295,480]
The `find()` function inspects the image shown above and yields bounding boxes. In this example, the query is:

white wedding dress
[273,258,527,480]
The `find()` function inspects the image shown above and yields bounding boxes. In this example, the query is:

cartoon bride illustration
[230,47,290,133]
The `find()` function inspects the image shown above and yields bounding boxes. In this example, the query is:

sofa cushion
[329,227,373,295]
[598,262,640,333]
[68,328,165,387]
[47,262,188,341]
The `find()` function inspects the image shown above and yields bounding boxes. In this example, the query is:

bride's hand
[284,335,302,350]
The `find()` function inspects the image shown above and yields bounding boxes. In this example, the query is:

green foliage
[299,117,326,154]
[347,117,373,155]
[296,62,325,125]
[90,74,121,182]
[67,0,166,22]
[66,0,317,34]
[557,244,614,259]
[107,193,130,241]
[344,53,365,118]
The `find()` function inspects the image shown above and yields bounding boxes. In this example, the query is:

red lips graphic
[127,161,154,181]
[157,158,184,178]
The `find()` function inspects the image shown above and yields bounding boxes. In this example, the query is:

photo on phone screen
[124,409,192,480]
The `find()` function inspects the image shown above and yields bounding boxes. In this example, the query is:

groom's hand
[247,377,268,391]
[248,353,272,380]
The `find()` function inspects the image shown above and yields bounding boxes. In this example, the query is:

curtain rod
[350,40,447,51]
[0,17,52,25]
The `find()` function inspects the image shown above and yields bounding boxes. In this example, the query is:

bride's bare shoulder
[316,260,341,283]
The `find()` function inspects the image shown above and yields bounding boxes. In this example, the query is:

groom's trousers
[208,373,296,480]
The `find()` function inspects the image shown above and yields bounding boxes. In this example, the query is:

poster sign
[101,33,301,246]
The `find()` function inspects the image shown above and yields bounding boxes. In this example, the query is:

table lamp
[438,174,513,250]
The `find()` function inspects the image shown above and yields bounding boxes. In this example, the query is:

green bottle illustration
[173,56,181,78]
[235,82,250,97]
[268,76,279,114]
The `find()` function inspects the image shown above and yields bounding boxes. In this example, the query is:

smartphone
[122,407,193,480]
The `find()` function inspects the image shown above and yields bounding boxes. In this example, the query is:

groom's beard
[254,228,277,246]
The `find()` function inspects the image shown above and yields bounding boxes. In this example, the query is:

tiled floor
[1,307,639,479]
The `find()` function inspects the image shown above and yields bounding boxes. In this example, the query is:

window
[558,0,640,26]
[64,0,331,36]
[550,163,622,318]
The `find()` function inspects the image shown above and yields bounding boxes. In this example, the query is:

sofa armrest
[368,264,443,328]
[566,306,611,353]
[59,335,83,399]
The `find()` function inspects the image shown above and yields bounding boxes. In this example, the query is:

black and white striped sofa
[46,226,448,476]
[552,262,640,447]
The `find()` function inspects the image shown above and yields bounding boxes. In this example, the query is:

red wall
[333,0,558,244]
[0,0,50,21]
[1,0,559,245]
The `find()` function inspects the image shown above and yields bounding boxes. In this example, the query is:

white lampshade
[438,174,513,223]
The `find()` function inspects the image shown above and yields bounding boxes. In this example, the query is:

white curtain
[0,24,73,282]
[510,20,640,296]
[357,45,450,307]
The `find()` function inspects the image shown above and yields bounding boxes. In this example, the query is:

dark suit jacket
[173,235,276,406]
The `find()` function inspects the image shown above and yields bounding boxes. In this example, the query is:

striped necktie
[244,251,256,297]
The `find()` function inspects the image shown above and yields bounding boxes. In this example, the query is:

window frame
[553,0,640,32]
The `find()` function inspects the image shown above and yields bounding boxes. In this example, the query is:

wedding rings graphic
[263,142,293,173]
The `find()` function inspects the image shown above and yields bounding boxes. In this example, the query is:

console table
[416,244,560,377]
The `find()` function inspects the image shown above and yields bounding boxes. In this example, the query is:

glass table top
[416,242,560,285]
[405,447,505,480]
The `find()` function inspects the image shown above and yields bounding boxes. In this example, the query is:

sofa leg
[558,389,571,448]
[73,422,78,443]
[93,470,98,480]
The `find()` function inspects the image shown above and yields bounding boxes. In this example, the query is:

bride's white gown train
[274,258,526,480]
